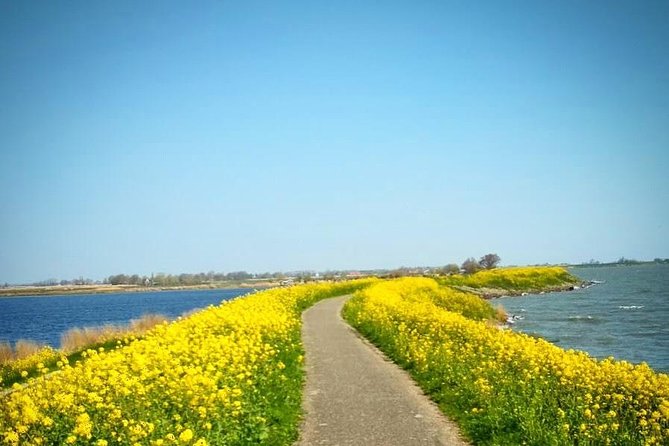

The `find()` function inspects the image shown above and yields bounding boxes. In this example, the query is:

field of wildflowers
[1,315,170,390]
[344,277,669,445]
[0,280,371,445]
[0,346,62,388]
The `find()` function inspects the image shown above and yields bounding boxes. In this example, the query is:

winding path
[296,296,468,446]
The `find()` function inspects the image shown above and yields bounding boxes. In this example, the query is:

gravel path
[296,295,469,446]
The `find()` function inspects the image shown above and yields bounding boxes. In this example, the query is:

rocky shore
[453,280,602,299]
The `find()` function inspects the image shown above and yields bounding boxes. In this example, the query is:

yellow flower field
[440,266,580,293]
[0,280,371,445]
[344,277,669,445]
[5,267,666,445]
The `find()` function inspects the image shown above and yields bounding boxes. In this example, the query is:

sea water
[0,288,251,348]
[496,264,669,373]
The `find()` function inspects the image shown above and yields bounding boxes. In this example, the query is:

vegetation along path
[297,295,469,446]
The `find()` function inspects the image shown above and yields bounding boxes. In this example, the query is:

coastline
[0,281,280,298]
[452,283,587,299]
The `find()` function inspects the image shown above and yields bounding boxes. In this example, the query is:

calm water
[497,264,669,373]
[0,288,251,348]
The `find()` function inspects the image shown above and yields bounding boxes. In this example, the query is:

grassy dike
[0,280,374,446]
[343,272,669,445]
[438,266,582,298]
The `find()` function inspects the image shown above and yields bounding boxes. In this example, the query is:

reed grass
[129,313,168,332]
[0,339,48,365]
[2,313,169,388]
[60,313,168,352]
[14,339,43,359]
[0,341,13,364]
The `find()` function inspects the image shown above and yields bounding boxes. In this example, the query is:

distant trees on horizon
[460,253,501,274]
[21,255,667,287]
[582,257,669,266]
[106,271,279,287]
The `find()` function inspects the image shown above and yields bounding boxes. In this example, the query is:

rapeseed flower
[0,280,373,445]
[344,277,669,445]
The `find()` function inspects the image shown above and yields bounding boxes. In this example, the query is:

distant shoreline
[569,260,669,268]
[0,281,280,298]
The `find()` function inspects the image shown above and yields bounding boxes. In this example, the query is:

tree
[438,264,460,275]
[108,274,128,285]
[479,253,501,269]
[226,271,252,281]
[461,258,482,274]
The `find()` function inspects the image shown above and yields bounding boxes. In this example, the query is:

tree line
[20,254,503,288]
[107,254,502,286]
[105,271,285,286]
[387,254,501,278]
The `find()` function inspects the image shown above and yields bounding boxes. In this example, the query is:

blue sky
[1,1,668,283]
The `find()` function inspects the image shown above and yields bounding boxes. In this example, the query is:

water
[0,288,251,348]
[496,264,669,373]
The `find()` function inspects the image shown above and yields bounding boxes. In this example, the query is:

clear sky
[1,1,668,283]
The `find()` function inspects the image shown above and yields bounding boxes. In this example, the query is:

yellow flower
[74,412,92,438]
[343,276,669,446]
[179,429,194,443]
[3,431,19,446]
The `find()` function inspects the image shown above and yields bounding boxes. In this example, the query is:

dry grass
[494,305,509,322]
[1,314,169,364]
[60,313,168,352]
[129,313,168,332]
[60,325,123,352]
[0,339,49,364]
[15,339,44,358]
[0,341,13,364]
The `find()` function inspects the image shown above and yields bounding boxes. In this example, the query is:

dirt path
[296,295,469,446]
